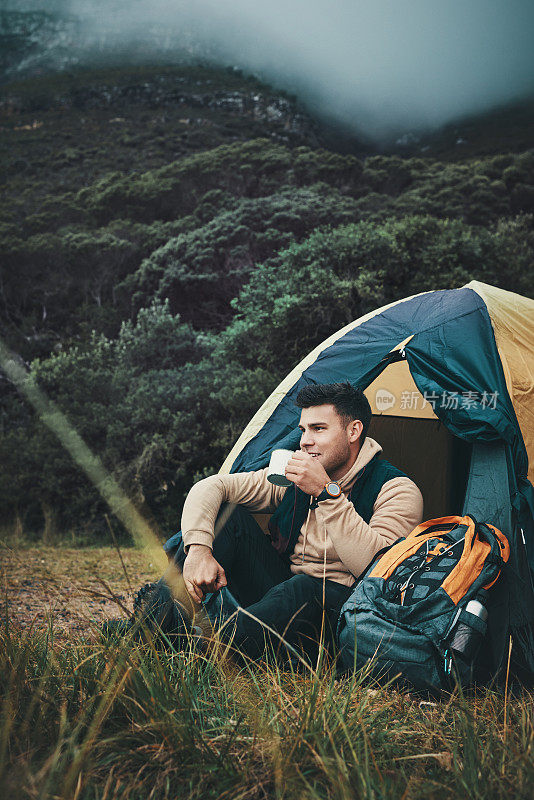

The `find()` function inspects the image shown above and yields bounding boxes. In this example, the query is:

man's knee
[162,531,185,564]
[284,573,323,607]
[162,505,254,561]
[215,504,257,537]
[282,574,350,640]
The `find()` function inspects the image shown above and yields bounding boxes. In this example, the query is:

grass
[2,583,534,798]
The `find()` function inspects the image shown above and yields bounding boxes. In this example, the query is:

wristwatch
[317,481,342,501]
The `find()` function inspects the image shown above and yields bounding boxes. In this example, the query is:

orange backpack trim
[369,515,510,606]
[368,516,463,581]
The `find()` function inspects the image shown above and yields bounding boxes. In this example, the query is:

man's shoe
[132,579,203,648]
[101,580,202,650]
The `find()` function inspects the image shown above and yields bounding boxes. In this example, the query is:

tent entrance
[368,415,471,519]
[363,355,471,518]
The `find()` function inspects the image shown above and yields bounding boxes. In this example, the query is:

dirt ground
[1,545,162,642]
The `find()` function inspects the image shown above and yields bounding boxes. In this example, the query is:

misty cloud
[9,0,534,142]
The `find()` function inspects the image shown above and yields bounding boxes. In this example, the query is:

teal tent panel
[232,288,527,480]
[462,441,512,535]
[230,286,533,568]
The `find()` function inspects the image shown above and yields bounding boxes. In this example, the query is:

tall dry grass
[1,600,534,800]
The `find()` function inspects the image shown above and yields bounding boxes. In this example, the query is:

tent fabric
[222,283,533,481]
[219,290,433,473]
[221,284,533,562]
[468,281,534,486]
[463,440,534,676]
[462,441,512,537]
[225,287,526,465]
[364,359,438,419]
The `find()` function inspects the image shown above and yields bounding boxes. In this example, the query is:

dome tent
[220,282,534,683]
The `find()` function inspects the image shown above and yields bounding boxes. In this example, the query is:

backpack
[337,514,510,691]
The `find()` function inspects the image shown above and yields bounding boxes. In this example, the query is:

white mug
[267,449,294,486]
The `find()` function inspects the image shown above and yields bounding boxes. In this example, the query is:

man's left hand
[285,451,330,497]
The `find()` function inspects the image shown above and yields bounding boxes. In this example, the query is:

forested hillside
[1,62,533,543]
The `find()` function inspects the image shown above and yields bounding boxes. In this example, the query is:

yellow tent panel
[468,281,534,485]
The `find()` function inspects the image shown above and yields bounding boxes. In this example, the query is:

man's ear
[348,419,363,443]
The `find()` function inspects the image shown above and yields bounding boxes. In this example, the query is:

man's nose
[300,429,314,448]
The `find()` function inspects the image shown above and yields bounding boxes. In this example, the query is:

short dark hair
[295,382,372,442]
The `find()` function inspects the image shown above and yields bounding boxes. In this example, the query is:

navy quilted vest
[268,454,406,559]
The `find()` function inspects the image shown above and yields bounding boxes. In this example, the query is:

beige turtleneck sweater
[181,438,424,586]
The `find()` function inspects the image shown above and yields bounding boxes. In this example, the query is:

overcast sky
[11,0,534,142]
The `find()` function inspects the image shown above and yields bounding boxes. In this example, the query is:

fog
[7,0,534,143]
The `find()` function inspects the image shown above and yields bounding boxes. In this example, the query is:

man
[144,382,423,665]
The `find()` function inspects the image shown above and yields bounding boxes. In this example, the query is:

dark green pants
[163,506,353,664]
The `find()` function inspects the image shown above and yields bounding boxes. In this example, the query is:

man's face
[298,404,361,478]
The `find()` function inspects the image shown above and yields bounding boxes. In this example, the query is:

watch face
[325,481,342,498]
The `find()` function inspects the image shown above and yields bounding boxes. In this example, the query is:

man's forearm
[181,470,285,551]
[181,477,226,551]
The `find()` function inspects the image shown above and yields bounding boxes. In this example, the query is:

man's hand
[182,544,227,603]
[285,451,330,497]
